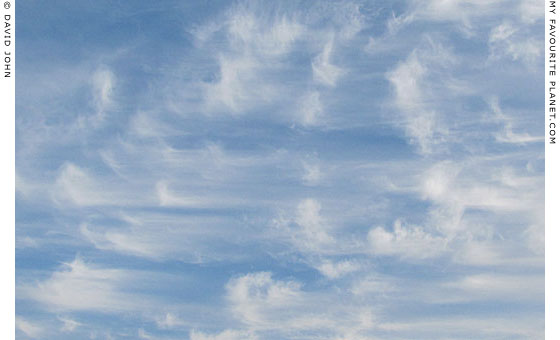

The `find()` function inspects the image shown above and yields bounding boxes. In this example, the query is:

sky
[15,1,544,339]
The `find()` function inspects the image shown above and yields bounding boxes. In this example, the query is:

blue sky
[15,1,544,339]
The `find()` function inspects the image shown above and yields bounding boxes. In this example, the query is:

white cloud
[52,163,110,206]
[294,199,334,250]
[420,160,542,235]
[525,223,544,255]
[386,42,451,154]
[138,329,155,339]
[225,5,303,57]
[386,11,416,36]
[59,316,81,333]
[323,1,365,40]
[297,91,324,127]
[390,0,541,43]
[20,258,142,312]
[407,158,544,265]
[83,68,115,127]
[15,171,34,198]
[204,55,272,113]
[190,329,257,340]
[488,22,541,66]
[378,316,543,339]
[156,180,207,208]
[15,2,545,338]
[80,210,255,262]
[202,4,303,114]
[226,272,303,329]
[452,241,508,266]
[92,68,114,112]
[52,163,142,207]
[224,271,377,337]
[190,0,368,128]
[445,273,543,301]
[301,159,323,186]
[270,198,338,255]
[80,223,164,259]
[368,220,447,259]
[452,239,542,267]
[312,39,345,87]
[419,162,466,236]
[129,111,179,138]
[351,274,395,296]
[316,259,361,279]
[16,317,43,338]
[155,313,185,330]
[489,96,542,144]
[518,0,543,23]
[16,236,39,249]
[405,0,507,31]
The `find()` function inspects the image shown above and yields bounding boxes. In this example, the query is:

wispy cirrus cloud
[15,0,543,339]
[386,38,454,154]
[16,317,44,339]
